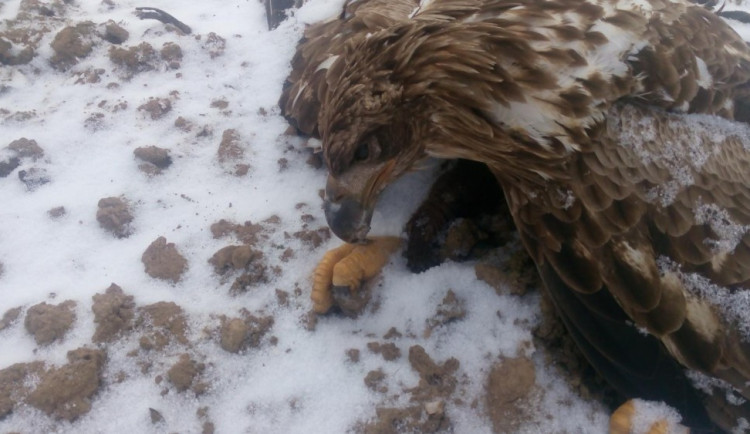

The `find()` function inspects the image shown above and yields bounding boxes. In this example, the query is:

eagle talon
[311,236,402,314]
[610,399,688,434]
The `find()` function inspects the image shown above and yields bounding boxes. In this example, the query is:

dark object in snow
[719,10,750,23]
[135,7,192,34]
[264,0,297,30]
[18,168,50,190]
[141,236,188,283]
[96,196,134,238]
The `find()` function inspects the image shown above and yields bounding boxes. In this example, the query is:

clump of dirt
[18,167,50,190]
[136,301,189,350]
[24,300,77,345]
[346,348,360,363]
[199,32,226,58]
[134,145,172,175]
[109,42,158,77]
[383,327,402,339]
[197,406,215,434]
[48,206,66,218]
[160,42,182,69]
[96,196,134,238]
[7,137,44,160]
[101,20,128,44]
[424,290,466,338]
[210,99,229,110]
[218,312,274,353]
[364,369,387,393]
[217,129,250,175]
[1,138,45,181]
[407,345,459,402]
[485,356,537,433]
[49,22,96,70]
[210,219,269,244]
[0,361,45,418]
[209,245,268,293]
[167,353,207,394]
[26,347,106,421]
[360,345,457,433]
[142,236,188,283]
[475,245,538,296]
[91,283,135,343]
[0,306,21,331]
[138,97,172,120]
[367,342,401,361]
[0,155,19,178]
[291,227,331,249]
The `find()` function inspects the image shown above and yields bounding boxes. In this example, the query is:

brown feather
[281,0,750,430]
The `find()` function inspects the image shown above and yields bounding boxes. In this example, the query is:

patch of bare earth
[25,348,105,421]
[218,311,274,354]
[209,219,278,294]
[134,145,172,176]
[91,283,135,343]
[136,301,189,350]
[485,356,537,433]
[358,345,457,433]
[24,300,76,345]
[141,237,188,283]
[96,196,134,238]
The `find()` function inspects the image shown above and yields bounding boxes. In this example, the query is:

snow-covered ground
[0,1,747,433]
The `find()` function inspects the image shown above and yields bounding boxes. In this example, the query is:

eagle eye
[354,142,369,162]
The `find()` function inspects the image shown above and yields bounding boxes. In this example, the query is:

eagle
[278,0,750,431]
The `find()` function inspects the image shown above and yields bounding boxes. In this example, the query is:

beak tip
[324,197,372,243]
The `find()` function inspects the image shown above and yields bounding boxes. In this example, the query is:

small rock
[109,42,158,77]
[149,407,164,424]
[18,167,50,190]
[364,369,386,392]
[367,342,401,361]
[0,156,20,178]
[102,21,129,44]
[48,206,66,218]
[24,301,76,345]
[160,42,182,69]
[0,306,21,331]
[50,22,96,70]
[96,196,134,238]
[346,348,360,363]
[7,138,44,160]
[134,146,172,169]
[219,318,249,353]
[138,97,172,120]
[141,236,188,283]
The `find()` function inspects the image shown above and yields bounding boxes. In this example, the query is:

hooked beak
[323,160,396,243]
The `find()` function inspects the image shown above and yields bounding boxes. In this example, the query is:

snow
[0,0,748,433]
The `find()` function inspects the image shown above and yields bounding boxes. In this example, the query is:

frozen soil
[0,0,623,432]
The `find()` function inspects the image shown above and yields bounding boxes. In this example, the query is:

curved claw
[311,236,402,314]
[610,400,688,434]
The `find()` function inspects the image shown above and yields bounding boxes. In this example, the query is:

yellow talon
[311,236,401,314]
[610,400,688,434]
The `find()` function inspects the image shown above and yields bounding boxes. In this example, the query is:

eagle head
[319,45,428,243]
